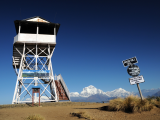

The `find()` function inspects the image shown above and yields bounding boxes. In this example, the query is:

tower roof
[22,16,51,23]
[14,16,60,35]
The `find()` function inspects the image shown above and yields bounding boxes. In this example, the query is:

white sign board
[129,75,145,85]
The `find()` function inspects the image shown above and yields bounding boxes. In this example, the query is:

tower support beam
[12,44,58,104]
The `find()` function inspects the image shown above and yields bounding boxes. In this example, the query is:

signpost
[122,56,144,101]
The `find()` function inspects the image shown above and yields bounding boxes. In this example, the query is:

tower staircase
[12,45,23,69]
[55,74,70,101]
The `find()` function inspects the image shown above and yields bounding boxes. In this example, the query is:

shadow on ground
[26,103,40,107]
[26,103,32,107]
[73,105,110,111]
[73,105,134,113]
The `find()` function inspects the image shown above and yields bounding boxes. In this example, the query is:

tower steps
[55,79,70,101]
[12,46,23,69]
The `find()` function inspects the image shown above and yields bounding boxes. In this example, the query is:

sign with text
[127,64,140,77]
[22,70,50,77]
[129,75,145,85]
[122,57,138,67]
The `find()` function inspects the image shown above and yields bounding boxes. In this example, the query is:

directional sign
[122,57,138,67]
[127,64,140,77]
[129,75,145,85]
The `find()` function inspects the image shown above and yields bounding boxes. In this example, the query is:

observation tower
[12,16,71,104]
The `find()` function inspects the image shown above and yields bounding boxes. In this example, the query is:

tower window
[20,22,37,34]
[39,24,54,35]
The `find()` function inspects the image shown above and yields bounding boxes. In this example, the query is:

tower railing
[14,33,56,44]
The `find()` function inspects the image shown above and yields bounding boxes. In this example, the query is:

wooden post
[137,83,143,101]
[32,88,40,107]
[39,89,40,106]
[32,89,34,106]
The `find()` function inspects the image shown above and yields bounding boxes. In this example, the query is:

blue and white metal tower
[12,16,70,104]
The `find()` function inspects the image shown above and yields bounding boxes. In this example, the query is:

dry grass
[107,95,155,113]
[70,111,95,120]
[146,96,160,108]
[107,97,124,111]
[25,114,45,120]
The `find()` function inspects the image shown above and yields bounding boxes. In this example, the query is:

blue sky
[0,0,160,104]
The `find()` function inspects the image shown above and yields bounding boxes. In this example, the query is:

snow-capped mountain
[80,85,106,97]
[69,92,80,97]
[105,88,132,97]
[70,85,132,98]
[69,86,160,102]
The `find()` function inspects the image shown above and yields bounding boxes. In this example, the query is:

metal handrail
[55,80,59,101]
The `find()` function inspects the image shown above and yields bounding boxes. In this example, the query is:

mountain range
[135,88,160,97]
[153,91,160,97]
[69,85,160,102]
[70,85,133,98]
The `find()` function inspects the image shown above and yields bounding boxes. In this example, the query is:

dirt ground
[0,102,160,120]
